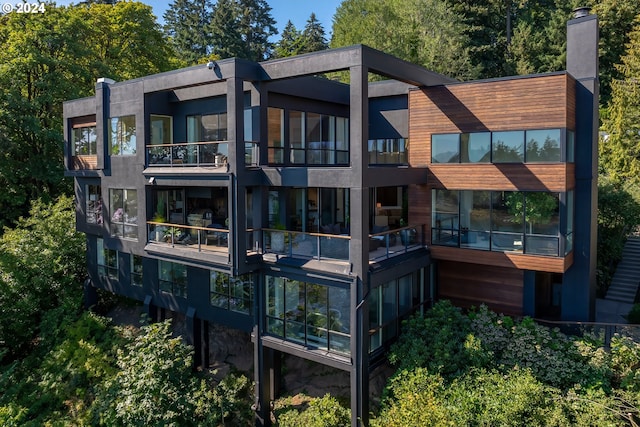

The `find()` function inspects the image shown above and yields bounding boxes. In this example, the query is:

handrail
[263,228,351,240]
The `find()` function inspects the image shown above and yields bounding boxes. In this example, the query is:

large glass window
[431,189,459,246]
[525,129,561,162]
[460,190,490,250]
[460,132,490,163]
[492,131,524,162]
[265,277,350,355]
[72,124,97,155]
[268,107,284,164]
[150,115,172,145]
[187,113,227,142]
[369,271,425,353]
[210,272,254,314]
[290,110,305,164]
[433,189,567,256]
[97,238,118,280]
[158,260,187,297]
[434,129,569,164]
[86,184,103,225]
[109,116,136,155]
[110,189,137,239]
[431,134,459,163]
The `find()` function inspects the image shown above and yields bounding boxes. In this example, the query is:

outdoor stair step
[606,289,635,297]
[606,296,635,303]
[608,287,638,294]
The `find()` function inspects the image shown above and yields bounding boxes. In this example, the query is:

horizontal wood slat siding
[72,155,98,170]
[431,246,572,273]
[428,163,574,192]
[409,74,573,167]
[437,260,524,316]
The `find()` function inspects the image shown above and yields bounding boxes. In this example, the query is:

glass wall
[267,108,348,166]
[431,128,569,163]
[432,189,567,256]
[265,276,350,355]
[369,270,429,353]
[131,255,143,287]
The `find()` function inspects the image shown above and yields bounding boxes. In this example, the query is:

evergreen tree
[331,0,480,81]
[164,0,213,65]
[209,0,245,59]
[273,20,303,58]
[238,0,278,61]
[301,13,328,54]
[593,0,640,105]
[209,0,277,61]
[600,16,640,192]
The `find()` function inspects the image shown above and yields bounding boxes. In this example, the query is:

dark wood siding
[437,260,524,316]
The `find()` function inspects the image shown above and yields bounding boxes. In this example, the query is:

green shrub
[277,394,350,427]
[627,304,640,324]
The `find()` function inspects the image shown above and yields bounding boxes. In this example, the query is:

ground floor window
[131,255,143,287]
[210,272,254,314]
[97,238,118,280]
[265,276,350,355]
[369,269,430,353]
[158,260,187,297]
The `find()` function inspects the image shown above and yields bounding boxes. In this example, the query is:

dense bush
[276,394,351,427]
[627,304,640,324]
[375,301,640,425]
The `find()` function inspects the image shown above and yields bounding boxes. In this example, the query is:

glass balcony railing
[369,224,425,261]
[147,221,229,254]
[147,141,228,167]
[262,229,350,262]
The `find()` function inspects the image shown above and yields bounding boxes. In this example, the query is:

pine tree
[238,0,278,61]
[209,0,277,61]
[600,16,640,193]
[164,0,213,65]
[301,13,328,54]
[273,20,303,58]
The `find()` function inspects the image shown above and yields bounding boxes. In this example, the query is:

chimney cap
[572,7,591,19]
[97,77,116,85]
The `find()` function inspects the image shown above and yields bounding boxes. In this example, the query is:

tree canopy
[164,0,214,64]
[0,2,179,229]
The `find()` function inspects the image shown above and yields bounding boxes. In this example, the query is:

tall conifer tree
[164,0,213,65]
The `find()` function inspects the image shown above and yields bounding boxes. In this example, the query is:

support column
[349,64,370,427]
[563,10,599,321]
[83,278,98,310]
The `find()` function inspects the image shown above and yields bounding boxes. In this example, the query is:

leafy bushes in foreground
[376,301,640,426]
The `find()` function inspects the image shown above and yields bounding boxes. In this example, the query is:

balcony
[147,141,228,167]
[147,222,229,254]
[257,225,425,264]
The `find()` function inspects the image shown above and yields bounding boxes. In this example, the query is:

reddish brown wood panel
[428,164,570,192]
[566,74,576,131]
[437,260,524,316]
[408,184,431,228]
[431,246,572,273]
[409,74,573,167]
[72,155,98,170]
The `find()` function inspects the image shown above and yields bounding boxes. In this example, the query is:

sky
[44,0,344,41]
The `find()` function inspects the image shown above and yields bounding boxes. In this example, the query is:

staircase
[605,236,640,303]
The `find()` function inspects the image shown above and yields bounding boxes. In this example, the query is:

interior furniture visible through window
[109,189,138,239]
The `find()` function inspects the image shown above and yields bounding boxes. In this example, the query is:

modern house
[63,10,598,427]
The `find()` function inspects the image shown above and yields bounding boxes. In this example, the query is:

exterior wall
[409,73,579,315]
[437,260,524,316]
